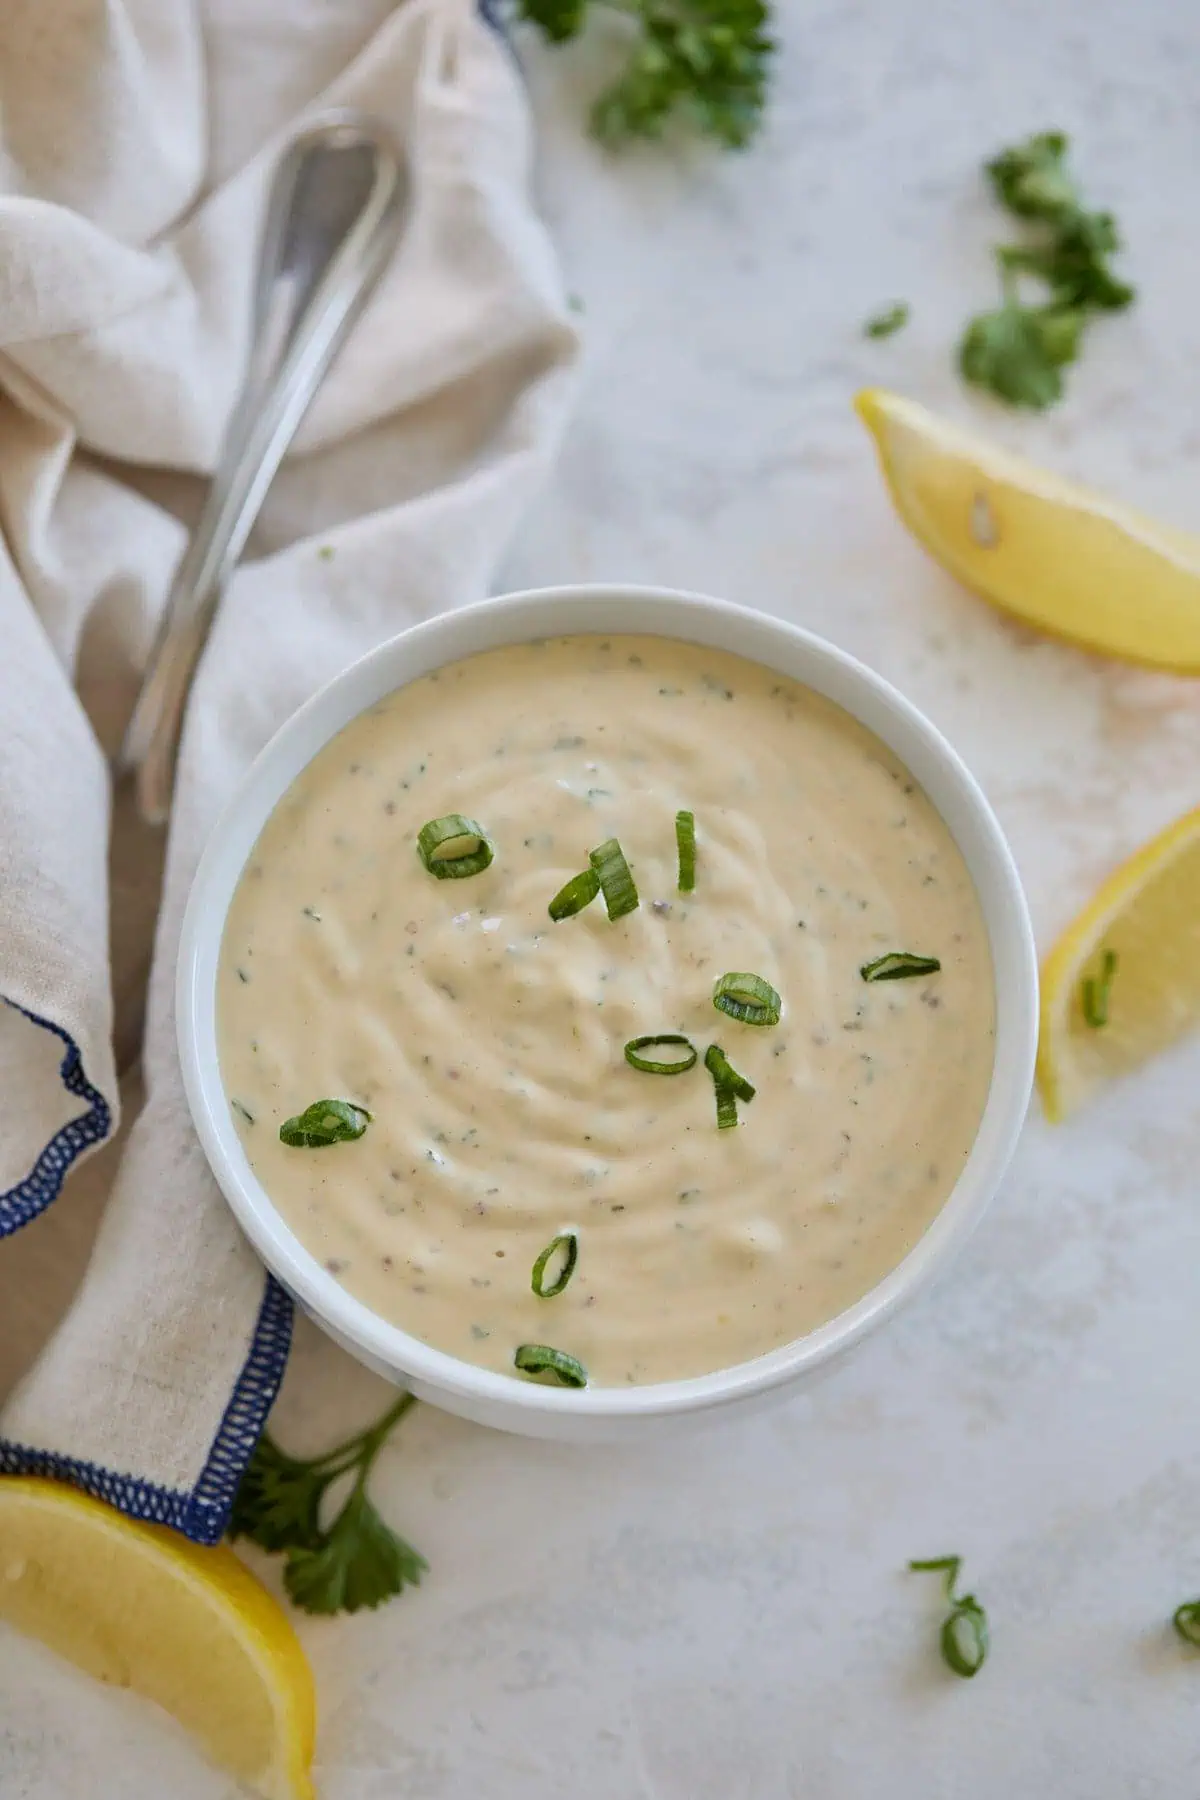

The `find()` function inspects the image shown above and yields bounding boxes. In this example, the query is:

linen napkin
[0,0,579,1542]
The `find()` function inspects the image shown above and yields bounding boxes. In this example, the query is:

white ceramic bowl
[178,584,1038,1442]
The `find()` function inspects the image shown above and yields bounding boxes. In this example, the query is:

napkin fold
[0,0,578,1541]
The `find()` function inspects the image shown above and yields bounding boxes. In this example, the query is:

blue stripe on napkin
[0,1273,293,1545]
[0,1003,112,1238]
[0,1003,294,1542]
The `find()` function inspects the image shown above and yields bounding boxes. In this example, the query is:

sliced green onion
[940,1600,989,1678]
[712,971,782,1026]
[625,1034,698,1075]
[1081,948,1117,1028]
[589,837,639,920]
[703,1044,756,1102]
[1173,1601,1200,1647]
[416,814,494,879]
[548,868,600,921]
[705,1044,753,1129]
[860,951,941,982]
[513,1343,588,1387]
[675,809,696,892]
[531,1232,579,1298]
[909,1556,989,1679]
[279,1099,371,1149]
[909,1554,961,1593]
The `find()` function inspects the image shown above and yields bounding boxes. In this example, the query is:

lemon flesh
[0,1478,315,1799]
[1037,804,1200,1120]
[856,388,1200,672]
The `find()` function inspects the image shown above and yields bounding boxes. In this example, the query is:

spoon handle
[119,109,407,826]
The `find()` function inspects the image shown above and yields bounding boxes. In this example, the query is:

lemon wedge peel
[0,1477,316,1800]
[855,388,1200,674]
[1036,802,1200,1122]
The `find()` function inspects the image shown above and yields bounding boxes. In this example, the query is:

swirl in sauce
[217,636,994,1386]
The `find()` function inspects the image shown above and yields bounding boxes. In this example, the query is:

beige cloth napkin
[0,0,578,1538]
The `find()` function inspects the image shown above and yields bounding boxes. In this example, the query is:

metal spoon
[118,108,408,825]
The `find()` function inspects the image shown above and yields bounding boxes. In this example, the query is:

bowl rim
[177,582,1038,1420]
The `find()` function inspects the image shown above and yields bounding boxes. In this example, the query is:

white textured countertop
[9,1,1200,1793]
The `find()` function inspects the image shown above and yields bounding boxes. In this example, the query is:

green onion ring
[531,1232,579,1298]
[909,1555,989,1679]
[860,951,941,982]
[1174,1601,1200,1648]
[589,837,639,920]
[513,1344,588,1387]
[703,1043,755,1102]
[712,971,782,1026]
[548,868,600,922]
[279,1098,371,1149]
[624,1034,698,1075]
[675,809,696,892]
[416,814,494,879]
[940,1601,989,1678]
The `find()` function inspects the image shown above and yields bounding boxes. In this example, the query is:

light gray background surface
[6,1,1200,1792]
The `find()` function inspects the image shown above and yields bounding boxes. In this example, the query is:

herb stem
[303,1391,416,1475]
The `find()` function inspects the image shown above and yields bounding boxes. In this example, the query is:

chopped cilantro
[960,130,1134,409]
[959,296,1084,410]
[864,302,910,340]
[517,0,774,149]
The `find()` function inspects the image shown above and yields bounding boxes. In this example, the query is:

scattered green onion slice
[714,1085,739,1130]
[416,814,494,879]
[1173,1601,1200,1647]
[909,1556,989,1679]
[860,951,941,982]
[675,809,696,892]
[1081,948,1117,1028]
[531,1232,579,1298]
[548,868,601,921]
[625,1034,698,1075]
[940,1600,989,1678]
[703,1043,756,1102]
[513,1343,588,1387]
[712,971,782,1026]
[589,837,639,920]
[279,1099,371,1149]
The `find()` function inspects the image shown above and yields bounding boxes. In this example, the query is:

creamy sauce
[217,636,994,1386]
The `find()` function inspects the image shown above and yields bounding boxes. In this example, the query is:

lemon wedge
[855,388,1200,671]
[1037,803,1200,1120]
[0,1478,315,1798]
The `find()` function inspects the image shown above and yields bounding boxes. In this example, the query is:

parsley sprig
[229,1393,426,1615]
[960,130,1134,409]
[516,0,774,149]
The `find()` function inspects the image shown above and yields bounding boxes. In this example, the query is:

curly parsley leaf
[228,1392,425,1615]
[517,0,774,149]
[961,130,1133,408]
